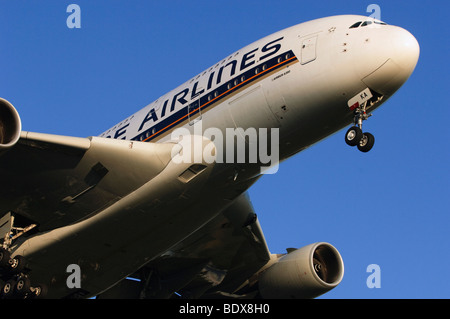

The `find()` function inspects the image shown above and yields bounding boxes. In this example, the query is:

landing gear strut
[345,103,375,153]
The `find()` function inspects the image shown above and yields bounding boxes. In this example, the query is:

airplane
[0,14,419,299]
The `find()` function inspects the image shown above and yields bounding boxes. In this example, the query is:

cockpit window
[349,20,387,28]
[349,21,362,29]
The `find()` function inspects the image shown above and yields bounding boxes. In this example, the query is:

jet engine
[258,242,344,299]
[0,98,21,154]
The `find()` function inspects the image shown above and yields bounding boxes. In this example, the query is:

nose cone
[362,26,420,96]
[394,27,420,72]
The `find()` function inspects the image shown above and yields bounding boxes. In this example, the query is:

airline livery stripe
[133,50,298,142]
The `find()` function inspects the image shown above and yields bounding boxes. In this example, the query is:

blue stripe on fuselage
[132,50,298,142]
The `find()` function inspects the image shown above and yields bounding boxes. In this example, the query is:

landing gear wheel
[8,255,27,274]
[0,279,5,295]
[0,249,11,269]
[357,132,375,153]
[31,284,48,299]
[345,126,363,146]
[15,276,31,297]
[2,279,16,298]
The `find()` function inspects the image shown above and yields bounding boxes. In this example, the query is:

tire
[345,126,363,146]
[2,279,16,298]
[0,279,5,295]
[0,249,11,269]
[8,255,26,274]
[15,276,31,296]
[32,284,48,299]
[357,132,375,153]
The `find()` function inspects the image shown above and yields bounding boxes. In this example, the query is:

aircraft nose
[361,26,420,96]
[394,27,420,71]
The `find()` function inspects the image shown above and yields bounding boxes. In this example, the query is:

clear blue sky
[1,1,448,299]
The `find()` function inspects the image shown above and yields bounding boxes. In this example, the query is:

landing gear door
[300,35,318,64]
[0,212,12,243]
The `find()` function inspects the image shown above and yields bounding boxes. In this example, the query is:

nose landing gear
[345,103,375,153]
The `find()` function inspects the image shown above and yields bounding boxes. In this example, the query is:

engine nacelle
[258,242,344,299]
[0,98,21,153]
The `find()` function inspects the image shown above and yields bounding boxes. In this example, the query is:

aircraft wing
[0,131,176,231]
[97,192,271,299]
